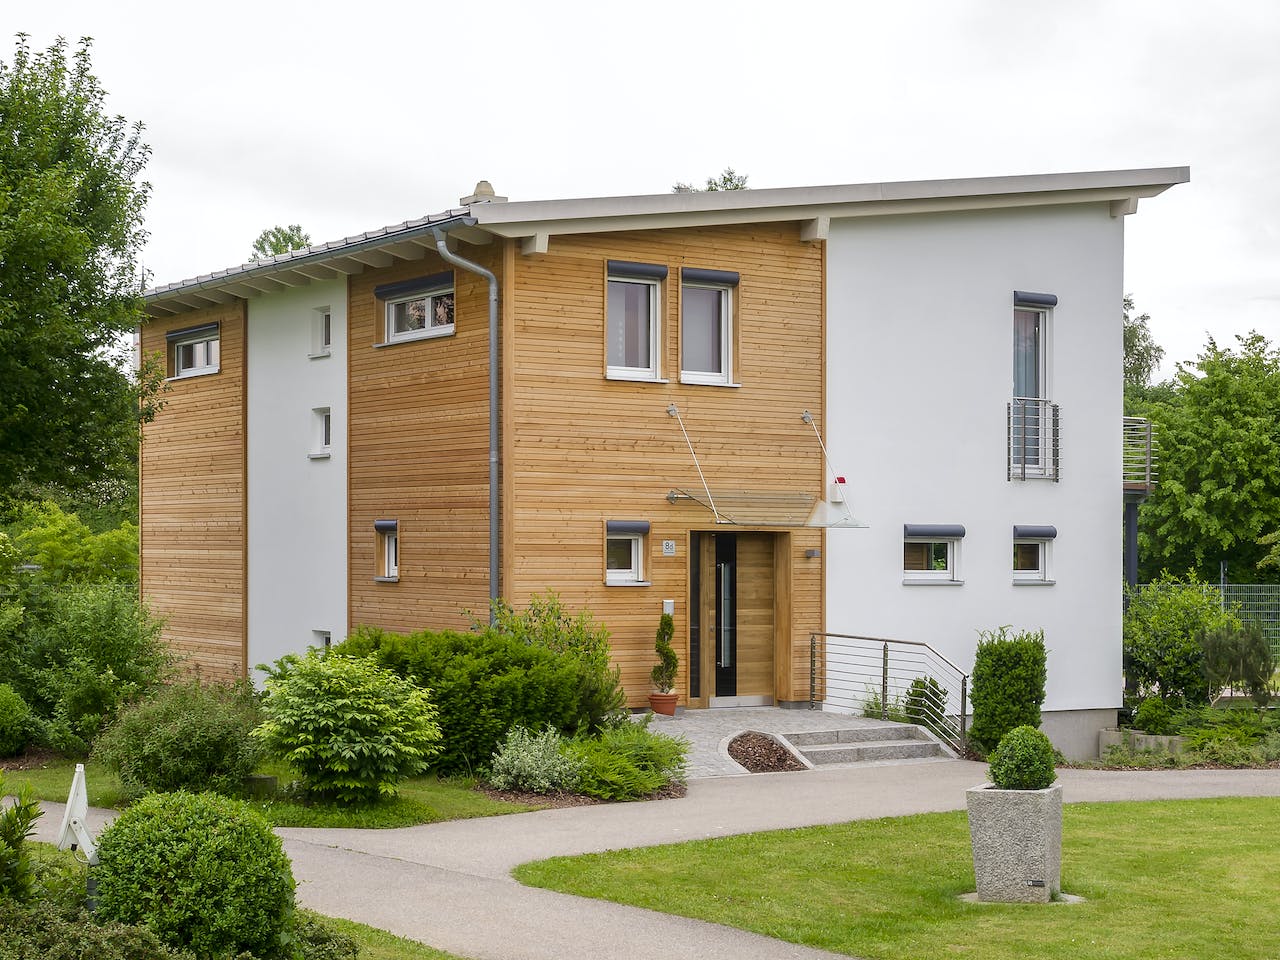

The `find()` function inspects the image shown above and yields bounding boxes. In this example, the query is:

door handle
[718,562,731,668]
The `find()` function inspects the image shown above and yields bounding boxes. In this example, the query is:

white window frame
[379,531,399,580]
[606,275,661,381]
[309,407,332,459]
[605,534,645,585]
[310,307,332,358]
[1013,538,1054,584]
[385,286,455,344]
[312,629,332,650]
[680,282,733,386]
[903,538,962,584]
[170,328,220,379]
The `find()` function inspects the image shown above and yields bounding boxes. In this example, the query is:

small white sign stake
[55,762,99,866]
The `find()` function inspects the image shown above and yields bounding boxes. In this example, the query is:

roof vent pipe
[431,227,501,618]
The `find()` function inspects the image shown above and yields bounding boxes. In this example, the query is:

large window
[902,524,965,584]
[377,272,455,345]
[606,261,666,380]
[168,323,220,379]
[1011,292,1056,477]
[680,267,738,385]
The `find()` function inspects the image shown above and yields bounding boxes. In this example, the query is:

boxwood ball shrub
[95,791,295,958]
[968,626,1048,751]
[93,679,264,798]
[0,683,31,757]
[254,650,442,804]
[988,725,1056,790]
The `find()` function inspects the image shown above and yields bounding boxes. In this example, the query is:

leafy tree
[1137,333,1280,582]
[250,223,310,260]
[1123,294,1166,409]
[672,167,748,193]
[5,500,136,584]
[0,37,161,499]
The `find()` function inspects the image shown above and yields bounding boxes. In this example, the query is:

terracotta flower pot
[648,692,678,716]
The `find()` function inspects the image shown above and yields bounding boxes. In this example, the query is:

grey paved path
[33,760,1280,960]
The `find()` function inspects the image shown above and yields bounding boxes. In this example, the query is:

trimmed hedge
[968,626,1047,752]
[95,791,295,958]
[0,901,192,960]
[337,628,588,774]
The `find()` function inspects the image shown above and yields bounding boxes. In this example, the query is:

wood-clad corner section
[139,302,247,680]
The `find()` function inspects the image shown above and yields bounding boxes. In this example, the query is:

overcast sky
[12,0,1280,377]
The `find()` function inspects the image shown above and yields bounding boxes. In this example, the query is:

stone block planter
[1097,728,1188,757]
[966,782,1062,903]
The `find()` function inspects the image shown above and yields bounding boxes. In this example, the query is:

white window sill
[373,576,399,584]
[902,578,964,586]
[308,350,332,360]
[605,580,652,587]
[679,376,741,388]
[376,327,455,348]
[1013,579,1056,586]
[605,371,668,384]
[307,451,331,460]
[165,368,220,382]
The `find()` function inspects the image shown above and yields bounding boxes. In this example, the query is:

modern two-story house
[140,167,1186,756]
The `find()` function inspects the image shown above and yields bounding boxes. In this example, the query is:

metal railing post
[959,675,968,753]
[881,642,890,720]
[809,633,817,710]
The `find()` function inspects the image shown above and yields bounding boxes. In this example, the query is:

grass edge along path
[2,756,539,827]
[514,797,1280,960]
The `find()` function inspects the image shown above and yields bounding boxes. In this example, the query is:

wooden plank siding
[139,302,247,679]
[346,244,504,633]
[505,225,826,706]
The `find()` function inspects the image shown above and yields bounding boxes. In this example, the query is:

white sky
[12,0,1280,377]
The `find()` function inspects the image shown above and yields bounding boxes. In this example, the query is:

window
[605,520,650,585]
[313,630,332,650]
[1013,525,1056,584]
[310,307,332,358]
[167,323,220,378]
[376,272,455,344]
[903,524,965,584]
[374,519,399,581]
[309,407,331,459]
[1011,292,1057,478]
[680,267,738,385]
[606,260,666,380]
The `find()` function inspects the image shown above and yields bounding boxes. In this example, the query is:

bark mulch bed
[728,731,807,773]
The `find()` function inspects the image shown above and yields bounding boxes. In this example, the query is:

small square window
[606,535,643,584]
[169,325,220,378]
[903,538,962,583]
[606,275,660,380]
[1013,539,1053,583]
[386,287,455,343]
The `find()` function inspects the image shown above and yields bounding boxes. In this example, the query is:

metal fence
[1133,582,1280,659]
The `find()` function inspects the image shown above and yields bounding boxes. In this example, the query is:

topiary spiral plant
[987,725,1056,791]
[650,613,677,694]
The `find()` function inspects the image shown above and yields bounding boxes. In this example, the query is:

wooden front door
[690,531,776,706]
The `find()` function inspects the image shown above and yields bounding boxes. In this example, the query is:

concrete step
[792,737,945,765]
[786,724,930,747]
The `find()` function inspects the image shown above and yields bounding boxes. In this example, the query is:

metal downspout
[431,228,500,618]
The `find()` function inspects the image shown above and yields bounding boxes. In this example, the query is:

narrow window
[309,407,331,459]
[310,307,333,357]
[374,520,399,581]
[680,268,738,385]
[605,261,666,381]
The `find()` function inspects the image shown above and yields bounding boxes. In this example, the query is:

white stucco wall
[247,281,347,674]
[824,204,1125,714]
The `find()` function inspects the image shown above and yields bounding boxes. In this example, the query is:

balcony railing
[1123,417,1157,494]
[1008,397,1060,481]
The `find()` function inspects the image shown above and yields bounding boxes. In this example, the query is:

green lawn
[515,797,1280,960]
[1,755,538,828]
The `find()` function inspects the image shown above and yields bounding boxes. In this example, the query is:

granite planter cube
[966,782,1062,903]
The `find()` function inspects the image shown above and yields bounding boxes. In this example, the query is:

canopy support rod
[667,403,720,523]
[801,409,853,522]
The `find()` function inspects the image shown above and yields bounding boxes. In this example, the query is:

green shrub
[1187,737,1265,768]
[95,791,295,958]
[0,775,41,901]
[1260,731,1280,762]
[254,650,442,805]
[338,627,587,774]
[488,726,583,794]
[650,613,678,693]
[9,500,138,585]
[1124,573,1240,703]
[0,901,192,960]
[289,911,359,960]
[1133,696,1175,735]
[1201,622,1274,708]
[20,581,168,754]
[565,720,688,801]
[1180,706,1270,746]
[968,627,1047,751]
[0,682,31,756]
[905,676,948,734]
[93,680,264,798]
[988,725,1056,790]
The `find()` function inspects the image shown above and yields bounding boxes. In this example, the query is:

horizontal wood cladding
[139,302,246,680]
[347,246,503,634]
[507,225,825,705]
